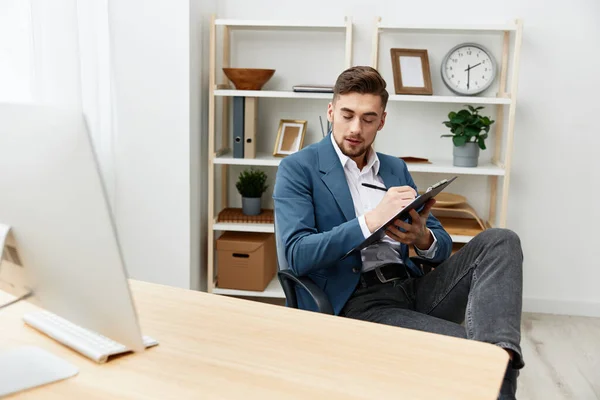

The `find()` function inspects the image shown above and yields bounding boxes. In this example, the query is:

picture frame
[390,48,433,95]
[273,119,307,157]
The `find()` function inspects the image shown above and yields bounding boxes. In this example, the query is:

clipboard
[342,176,457,259]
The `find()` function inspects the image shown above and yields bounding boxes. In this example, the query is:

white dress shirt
[330,134,438,272]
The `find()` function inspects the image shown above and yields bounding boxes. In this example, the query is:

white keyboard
[23,311,158,363]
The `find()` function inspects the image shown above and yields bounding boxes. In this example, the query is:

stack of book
[292,84,334,93]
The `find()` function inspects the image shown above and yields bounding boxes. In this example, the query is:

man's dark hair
[333,66,389,109]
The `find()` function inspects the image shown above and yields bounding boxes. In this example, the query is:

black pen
[361,183,387,192]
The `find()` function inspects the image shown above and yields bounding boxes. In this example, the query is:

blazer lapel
[377,157,401,190]
[318,136,356,222]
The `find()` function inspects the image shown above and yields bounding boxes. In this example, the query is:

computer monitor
[0,102,145,353]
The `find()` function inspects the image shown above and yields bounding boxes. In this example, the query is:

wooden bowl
[222,68,275,90]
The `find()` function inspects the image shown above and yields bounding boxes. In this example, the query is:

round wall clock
[441,43,497,96]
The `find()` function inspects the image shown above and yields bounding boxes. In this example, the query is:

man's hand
[364,186,417,233]
[385,199,436,249]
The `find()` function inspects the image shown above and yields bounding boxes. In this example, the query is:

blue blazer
[273,134,452,314]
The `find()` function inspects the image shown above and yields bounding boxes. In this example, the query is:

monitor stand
[0,346,79,397]
[0,224,33,306]
[0,224,14,259]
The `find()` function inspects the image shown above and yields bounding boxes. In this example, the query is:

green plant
[235,167,268,198]
[441,105,495,150]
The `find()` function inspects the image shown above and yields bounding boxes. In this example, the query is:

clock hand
[464,62,482,71]
[467,64,470,89]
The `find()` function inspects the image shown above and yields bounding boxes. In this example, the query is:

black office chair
[275,216,439,315]
[274,218,335,314]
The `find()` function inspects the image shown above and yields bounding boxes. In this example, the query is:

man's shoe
[498,363,519,400]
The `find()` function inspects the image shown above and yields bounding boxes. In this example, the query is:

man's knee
[474,228,524,267]
[476,228,521,248]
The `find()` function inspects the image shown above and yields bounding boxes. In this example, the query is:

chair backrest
[273,209,289,272]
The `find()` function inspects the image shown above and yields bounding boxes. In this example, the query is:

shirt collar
[330,133,380,174]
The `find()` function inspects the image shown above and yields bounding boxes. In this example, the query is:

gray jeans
[340,228,525,370]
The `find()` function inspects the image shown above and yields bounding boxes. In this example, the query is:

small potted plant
[441,105,495,167]
[236,167,268,216]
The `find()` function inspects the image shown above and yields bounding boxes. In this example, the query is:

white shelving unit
[207,16,523,300]
[372,17,523,234]
[207,16,353,299]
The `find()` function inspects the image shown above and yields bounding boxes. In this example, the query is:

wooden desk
[0,280,508,399]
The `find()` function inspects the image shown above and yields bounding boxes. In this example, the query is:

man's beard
[341,140,367,158]
[331,117,369,159]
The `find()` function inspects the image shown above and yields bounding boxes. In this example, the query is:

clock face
[442,43,496,95]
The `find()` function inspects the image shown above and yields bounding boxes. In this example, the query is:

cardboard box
[216,232,276,291]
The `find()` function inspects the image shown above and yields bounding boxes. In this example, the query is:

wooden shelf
[388,94,511,105]
[211,221,479,243]
[212,276,285,298]
[378,23,518,32]
[213,151,281,166]
[212,218,483,243]
[214,19,516,32]
[406,160,505,176]
[213,151,505,176]
[214,19,346,30]
[214,89,333,100]
[213,219,274,233]
[213,208,274,233]
[214,89,511,105]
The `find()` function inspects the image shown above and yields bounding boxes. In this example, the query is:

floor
[240,297,600,399]
[518,313,600,400]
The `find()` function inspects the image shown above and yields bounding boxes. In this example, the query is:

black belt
[360,263,411,287]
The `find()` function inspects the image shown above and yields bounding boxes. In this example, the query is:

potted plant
[441,105,495,167]
[235,167,268,216]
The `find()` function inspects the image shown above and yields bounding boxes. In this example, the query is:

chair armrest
[410,256,441,275]
[277,270,334,315]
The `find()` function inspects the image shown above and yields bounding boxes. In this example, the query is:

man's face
[327,92,386,165]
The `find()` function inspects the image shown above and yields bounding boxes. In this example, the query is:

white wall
[0,1,33,103]
[191,0,218,291]
[217,0,600,316]
[1,0,214,291]
[108,0,213,290]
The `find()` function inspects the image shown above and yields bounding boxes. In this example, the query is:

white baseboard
[523,297,600,318]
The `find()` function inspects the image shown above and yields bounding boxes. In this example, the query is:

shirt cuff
[414,230,438,259]
[358,215,372,239]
